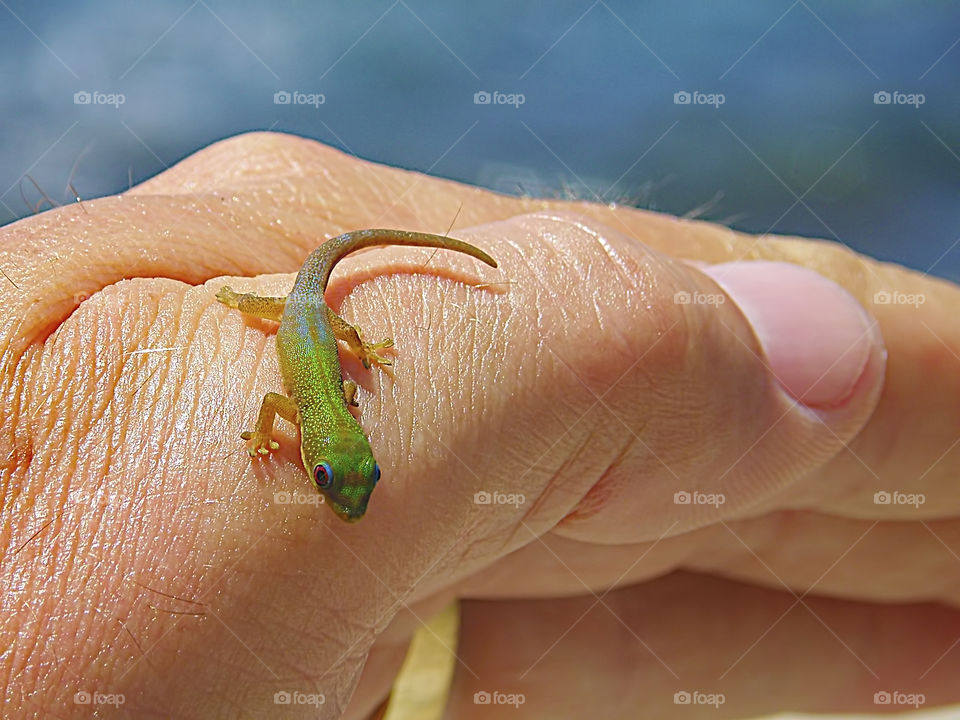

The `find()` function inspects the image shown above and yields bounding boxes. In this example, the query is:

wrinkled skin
[2,132,959,719]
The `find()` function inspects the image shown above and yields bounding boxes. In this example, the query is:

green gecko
[216,229,497,522]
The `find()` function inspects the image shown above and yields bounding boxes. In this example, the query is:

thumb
[468,212,885,544]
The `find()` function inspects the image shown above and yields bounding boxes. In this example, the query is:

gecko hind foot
[215,286,242,308]
[352,325,394,368]
[360,338,394,368]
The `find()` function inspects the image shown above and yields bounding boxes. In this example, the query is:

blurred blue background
[1,1,957,278]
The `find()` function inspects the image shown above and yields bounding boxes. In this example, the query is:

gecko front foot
[343,380,360,407]
[240,430,279,456]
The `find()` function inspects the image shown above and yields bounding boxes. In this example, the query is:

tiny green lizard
[216,229,497,522]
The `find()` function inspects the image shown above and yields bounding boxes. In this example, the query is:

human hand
[3,132,958,718]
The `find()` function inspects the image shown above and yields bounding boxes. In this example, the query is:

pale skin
[2,132,959,718]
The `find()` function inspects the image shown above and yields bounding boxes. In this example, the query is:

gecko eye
[314,462,334,489]
[372,463,381,485]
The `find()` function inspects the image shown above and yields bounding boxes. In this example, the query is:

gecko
[216,229,497,522]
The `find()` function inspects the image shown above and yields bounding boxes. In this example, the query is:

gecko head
[301,436,381,522]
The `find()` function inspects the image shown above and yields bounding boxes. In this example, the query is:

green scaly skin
[216,229,497,522]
